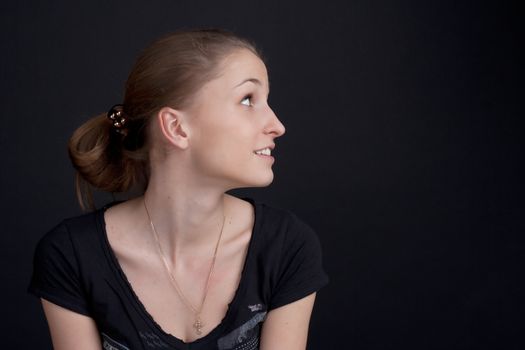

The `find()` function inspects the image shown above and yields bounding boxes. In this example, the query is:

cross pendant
[193,317,203,335]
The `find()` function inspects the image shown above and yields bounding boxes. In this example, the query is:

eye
[240,94,253,107]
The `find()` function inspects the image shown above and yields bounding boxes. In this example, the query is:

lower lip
[255,153,275,162]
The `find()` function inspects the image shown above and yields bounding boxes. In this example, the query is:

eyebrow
[234,78,270,92]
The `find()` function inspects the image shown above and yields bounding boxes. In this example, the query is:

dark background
[1,0,523,349]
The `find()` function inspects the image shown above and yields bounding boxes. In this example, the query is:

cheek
[209,133,252,163]
[199,113,252,149]
[191,121,253,169]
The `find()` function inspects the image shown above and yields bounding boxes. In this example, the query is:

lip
[254,144,275,152]
[253,144,275,162]
[254,143,276,164]
[254,153,275,162]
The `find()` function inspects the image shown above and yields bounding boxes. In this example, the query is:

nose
[265,106,286,138]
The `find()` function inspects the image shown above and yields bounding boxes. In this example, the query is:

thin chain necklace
[143,198,226,336]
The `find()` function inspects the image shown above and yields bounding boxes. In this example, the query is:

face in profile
[185,48,286,190]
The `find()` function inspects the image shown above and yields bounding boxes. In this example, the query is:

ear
[157,106,189,149]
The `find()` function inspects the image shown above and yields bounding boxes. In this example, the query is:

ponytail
[67,111,149,210]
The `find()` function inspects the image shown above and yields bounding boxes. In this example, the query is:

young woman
[28,28,328,350]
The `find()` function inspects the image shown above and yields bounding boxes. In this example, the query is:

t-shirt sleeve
[27,220,91,316]
[268,213,329,310]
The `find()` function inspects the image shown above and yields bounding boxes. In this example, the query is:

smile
[253,148,271,156]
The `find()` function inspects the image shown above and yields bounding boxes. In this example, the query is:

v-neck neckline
[96,196,261,349]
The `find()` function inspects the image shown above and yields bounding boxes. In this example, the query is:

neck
[141,172,231,260]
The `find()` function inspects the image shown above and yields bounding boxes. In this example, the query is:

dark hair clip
[107,104,128,135]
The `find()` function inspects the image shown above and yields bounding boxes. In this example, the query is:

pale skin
[41,48,317,349]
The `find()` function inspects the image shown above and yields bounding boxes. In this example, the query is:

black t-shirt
[28,196,329,350]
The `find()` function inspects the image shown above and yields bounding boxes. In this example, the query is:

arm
[41,299,101,350]
[259,292,317,350]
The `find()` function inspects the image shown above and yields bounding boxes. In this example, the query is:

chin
[233,173,274,189]
[253,178,274,187]
[254,173,275,187]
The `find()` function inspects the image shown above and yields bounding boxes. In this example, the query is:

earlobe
[158,107,188,149]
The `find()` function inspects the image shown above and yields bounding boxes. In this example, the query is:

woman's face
[186,48,286,190]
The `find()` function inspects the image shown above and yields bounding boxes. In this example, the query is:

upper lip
[254,144,275,152]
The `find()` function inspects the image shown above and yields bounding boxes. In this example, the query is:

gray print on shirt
[247,303,264,312]
[217,311,267,350]
[102,332,130,350]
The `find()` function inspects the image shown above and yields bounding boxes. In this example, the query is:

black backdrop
[1,1,523,349]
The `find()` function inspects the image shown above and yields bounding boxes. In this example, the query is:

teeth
[254,148,271,156]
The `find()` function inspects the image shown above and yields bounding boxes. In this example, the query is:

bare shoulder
[103,197,150,263]
[104,197,143,229]
[224,194,255,240]
[224,193,252,211]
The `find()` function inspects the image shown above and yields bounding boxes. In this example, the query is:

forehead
[185,49,269,112]
[215,49,269,90]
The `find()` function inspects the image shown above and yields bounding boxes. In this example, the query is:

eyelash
[241,94,253,107]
